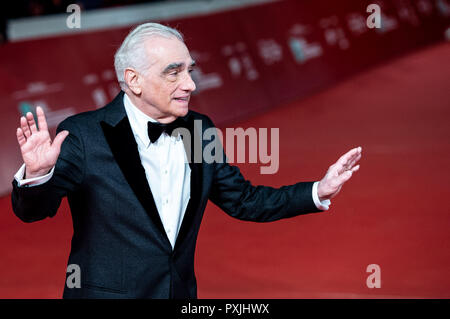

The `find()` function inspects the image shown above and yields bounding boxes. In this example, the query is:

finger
[26,112,38,133]
[337,154,361,176]
[36,106,48,132]
[337,164,361,184]
[329,146,362,175]
[336,156,355,175]
[51,130,69,151]
[20,116,31,138]
[347,153,362,170]
[335,148,358,172]
[16,128,26,147]
[339,147,362,170]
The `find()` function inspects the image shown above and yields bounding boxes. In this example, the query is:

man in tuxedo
[11,23,362,298]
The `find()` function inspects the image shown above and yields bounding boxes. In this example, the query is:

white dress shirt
[14,93,330,248]
[123,93,191,249]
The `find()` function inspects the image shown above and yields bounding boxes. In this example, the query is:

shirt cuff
[14,164,55,187]
[312,181,331,211]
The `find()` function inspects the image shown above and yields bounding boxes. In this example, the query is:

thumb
[52,130,69,151]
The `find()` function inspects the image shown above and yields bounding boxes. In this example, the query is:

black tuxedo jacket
[11,91,322,298]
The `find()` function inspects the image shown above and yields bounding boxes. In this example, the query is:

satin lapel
[100,112,171,248]
[174,116,203,251]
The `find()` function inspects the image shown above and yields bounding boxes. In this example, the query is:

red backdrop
[0,0,449,195]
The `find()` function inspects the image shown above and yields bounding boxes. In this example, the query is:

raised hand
[16,106,69,179]
[317,146,362,201]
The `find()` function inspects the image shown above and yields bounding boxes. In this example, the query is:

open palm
[16,107,69,179]
[317,147,362,201]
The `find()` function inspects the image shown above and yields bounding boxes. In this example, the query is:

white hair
[114,22,184,90]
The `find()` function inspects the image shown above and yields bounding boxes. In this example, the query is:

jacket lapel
[174,116,203,251]
[100,92,171,248]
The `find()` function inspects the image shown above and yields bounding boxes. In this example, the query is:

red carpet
[1,42,449,298]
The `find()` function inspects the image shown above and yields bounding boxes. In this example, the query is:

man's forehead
[144,36,193,66]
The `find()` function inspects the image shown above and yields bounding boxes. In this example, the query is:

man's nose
[181,72,196,92]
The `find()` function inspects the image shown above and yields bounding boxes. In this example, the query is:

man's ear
[124,68,142,95]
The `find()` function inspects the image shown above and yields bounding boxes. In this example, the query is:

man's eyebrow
[162,63,183,74]
[162,60,196,74]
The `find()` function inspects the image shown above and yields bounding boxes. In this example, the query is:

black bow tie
[147,119,185,143]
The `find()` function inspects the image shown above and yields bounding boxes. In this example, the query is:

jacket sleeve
[206,116,322,222]
[11,118,85,223]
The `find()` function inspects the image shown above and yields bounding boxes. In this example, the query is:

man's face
[137,36,196,122]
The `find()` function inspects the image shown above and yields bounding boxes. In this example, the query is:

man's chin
[175,105,189,118]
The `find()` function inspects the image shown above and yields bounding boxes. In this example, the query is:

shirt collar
[123,92,156,148]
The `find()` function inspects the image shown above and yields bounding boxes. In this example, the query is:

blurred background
[0,0,449,298]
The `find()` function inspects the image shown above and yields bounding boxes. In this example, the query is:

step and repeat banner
[0,0,449,195]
